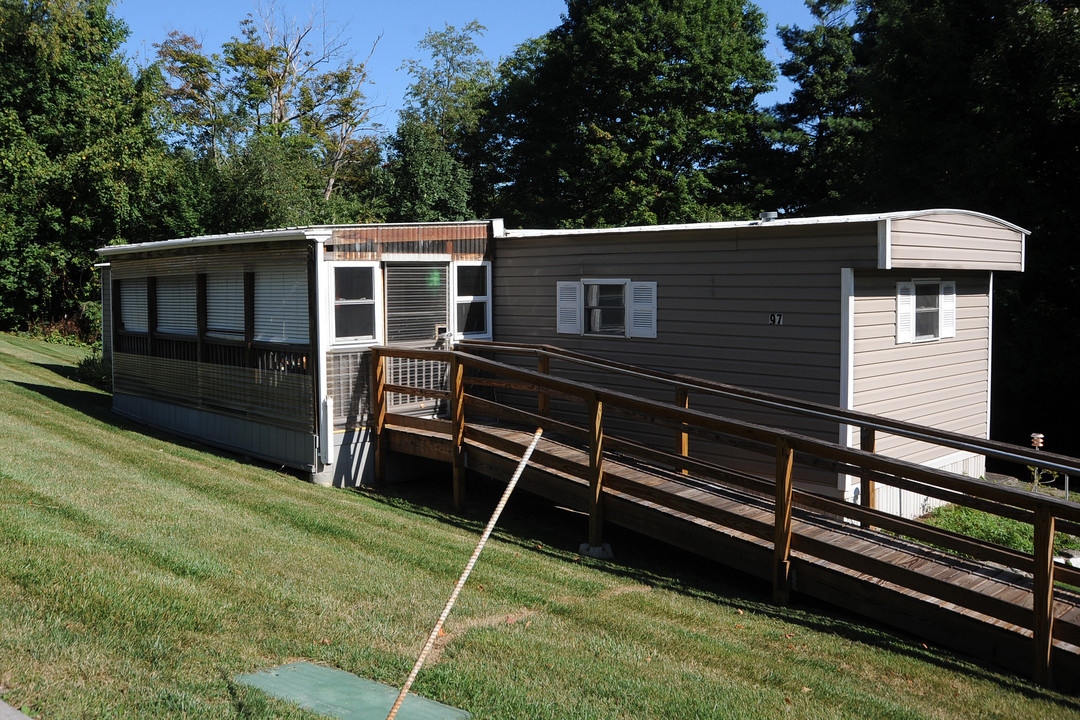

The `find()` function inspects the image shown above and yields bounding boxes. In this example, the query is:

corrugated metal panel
[326,224,490,261]
[385,264,447,343]
[156,274,197,335]
[113,392,317,470]
[254,266,309,344]
[113,353,314,432]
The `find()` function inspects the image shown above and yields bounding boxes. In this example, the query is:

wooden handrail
[377,345,1080,521]
[370,344,1080,687]
[457,340,1080,478]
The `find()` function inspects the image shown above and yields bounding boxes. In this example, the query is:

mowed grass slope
[0,334,1077,719]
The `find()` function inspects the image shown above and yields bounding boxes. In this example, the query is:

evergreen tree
[484,0,776,228]
[773,0,869,214]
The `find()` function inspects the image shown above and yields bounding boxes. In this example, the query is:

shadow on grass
[8,378,305,480]
[13,369,1080,705]
[370,472,1080,707]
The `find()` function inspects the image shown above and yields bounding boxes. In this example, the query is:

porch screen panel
[156,274,196,335]
[206,271,245,338]
[385,264,448,343]
[254,266,309,344]
[120,278,148,332]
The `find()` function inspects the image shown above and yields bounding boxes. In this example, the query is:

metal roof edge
[501,209,1029,239]
[95,220,498,257]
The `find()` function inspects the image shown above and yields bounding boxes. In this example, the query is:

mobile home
[491,209,1025,517]
[97,209,1024,516]
[98,222,496,486]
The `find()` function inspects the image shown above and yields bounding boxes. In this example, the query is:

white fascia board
[96,220,499,257]
[96,227,315,256]
[502,208,1030,240]
[380,253,452,262]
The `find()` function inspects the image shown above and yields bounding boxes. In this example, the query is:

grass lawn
[1,333,1078,719]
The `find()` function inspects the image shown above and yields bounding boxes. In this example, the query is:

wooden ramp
[370,343,1080,689]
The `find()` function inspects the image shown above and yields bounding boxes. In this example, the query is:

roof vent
[758,211,778,222]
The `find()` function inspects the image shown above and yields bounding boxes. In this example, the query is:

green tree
[483,0,776,228]
[849,0,1080,453]
[207,131,324,232]
[773,0,869,214]
[400,21,495,147]
[385,118,471,222]
[154,30,237,164]
[0,0,191,330]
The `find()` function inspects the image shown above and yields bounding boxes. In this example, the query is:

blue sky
[116,0,814,130]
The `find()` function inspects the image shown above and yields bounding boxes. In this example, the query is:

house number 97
[770,313,784,326]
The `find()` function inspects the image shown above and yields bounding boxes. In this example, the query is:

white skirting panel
[868,451,986,520]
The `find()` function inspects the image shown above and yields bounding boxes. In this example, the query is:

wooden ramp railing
[369,343,1080,688]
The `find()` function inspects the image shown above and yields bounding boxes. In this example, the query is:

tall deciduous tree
[483,0,776,228]
[400,21,495,147]
[0,0,191,330]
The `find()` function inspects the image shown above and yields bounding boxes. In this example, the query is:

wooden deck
[388,422,1080,687]
[370,343,1080,689]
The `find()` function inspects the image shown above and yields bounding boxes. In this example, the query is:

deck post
[537,354,550,417]
[372,348,387,486]
[860,427,876,528]
[1033,505,1056,687]
[773,437,794,605]
[450,355,466,511]
[675,387,689,474]
[588,394,605,548]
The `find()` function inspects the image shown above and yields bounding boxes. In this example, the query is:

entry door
[383,263,449,413]
[384,263,449,347]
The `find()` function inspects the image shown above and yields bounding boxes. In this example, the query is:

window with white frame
[333,264,378,342]
[454,262,491,338]
[556,279,657,338]
[896,279,955,343]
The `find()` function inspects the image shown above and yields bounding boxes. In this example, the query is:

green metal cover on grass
[234,662,470,720]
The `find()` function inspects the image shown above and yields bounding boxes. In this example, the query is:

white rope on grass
[384,427,545,720]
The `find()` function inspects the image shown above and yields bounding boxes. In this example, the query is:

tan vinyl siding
[494,223,881,487]
[889,213,1023,271]
[852,271,990,465]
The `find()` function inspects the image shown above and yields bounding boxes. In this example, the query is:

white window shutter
[940,280,957,338]
[628,281,657,338]
[556,281,582,335]
[896,281,915,344]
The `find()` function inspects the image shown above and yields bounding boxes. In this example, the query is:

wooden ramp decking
[370,343,1080,689]
[387,421,1080,689]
